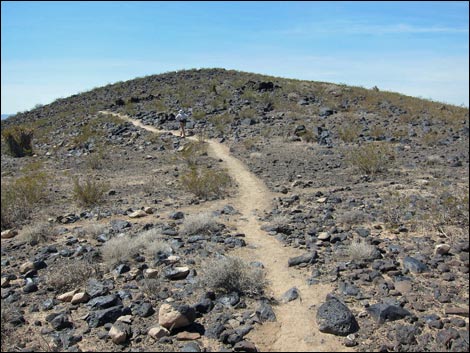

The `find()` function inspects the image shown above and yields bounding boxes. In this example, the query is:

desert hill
[1,68,469,352]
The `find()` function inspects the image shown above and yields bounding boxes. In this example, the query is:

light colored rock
[1,229,18,239]
[1,277,10,288]
[117,315,133,324]
[176,331,201,341]
[165,255,181,264]
[144,268,159,279]
[158,303,194,330]
[316,197,327,203]
[394,280,412,294]
[435,244,451,256]
[148,325,170,339]
[109,324,127,344]
[144,207,154,214]
[317,232,330,241]
[71,292,90,304]
[57,289,79,302]
[129,210,147,218]
[19,261,35,274]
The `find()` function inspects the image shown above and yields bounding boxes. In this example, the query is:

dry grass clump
[181,212,220,236]
[199,256,267,297]
[20,222,56,245]
[47,260,98,292]
[82,222,108,238]
[337,210,371,226]
[345,142,394,175]
[101,228,171,268]
[347,239,377,262]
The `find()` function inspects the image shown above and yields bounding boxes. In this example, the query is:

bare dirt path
[99,111,352,352]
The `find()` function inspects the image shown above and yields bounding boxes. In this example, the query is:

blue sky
[1,1,469,114]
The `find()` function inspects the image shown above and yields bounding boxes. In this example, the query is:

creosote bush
[72,176,108,207]
[2,126,34,157]
[199,256,267,297]
[1,170,48,230]
[180,165,231,199]
[345,142,394,175]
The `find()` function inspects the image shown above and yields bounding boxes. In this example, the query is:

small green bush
[345,142,394,175]
[180,166,231,199]
[2,126,34,157]
[199,256,266,297]
[72,176,108,207]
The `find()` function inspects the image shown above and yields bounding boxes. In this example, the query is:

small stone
[317,232,330,241]
[1,229,18,239]
[148,325,170,339]
[144,268,159,278]
[109,324,128,344]
[128,210,147,218]
[1,277,10,288]
[435,244,451,256]
[176,331,201,341]
[57,289,80,302]
[71,292,90,305]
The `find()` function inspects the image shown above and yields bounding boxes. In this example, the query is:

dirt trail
[100,111,352,352]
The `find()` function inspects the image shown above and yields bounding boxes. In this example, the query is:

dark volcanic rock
[288,252,317,267]
[366,303,412,324]
[316,295,359,336]
[403,256,429,273]
[85,306,130,328]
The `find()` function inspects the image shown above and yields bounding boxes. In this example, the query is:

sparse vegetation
[180,165,231,199]
[101,228,171,268]
[199,256,267,297]
[20,221,56,245]
[337,122,361,143]
[347,238,377,262]
[46,260,98,292]
[72,176,108,207]
[181,212,220,235]
[345,142,394,175]
[1,167,48,230]
[2,126,34,157]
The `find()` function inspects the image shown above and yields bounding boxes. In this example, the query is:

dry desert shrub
[345,142,394,175]
[1,169,48,230]
[46,260,97,292]
[347,239,377,262]
[72,176,108,207]
[101,228,171,268]
[199,256,267,297]
[20,221,56,245]
[180,166,231,199]
[181,212,220,236]
[338,122,361,143]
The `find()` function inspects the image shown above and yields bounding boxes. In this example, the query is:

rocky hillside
[1,68,469,352]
